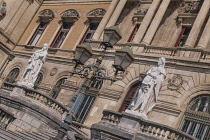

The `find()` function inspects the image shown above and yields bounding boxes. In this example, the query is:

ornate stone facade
[0,0,210,139]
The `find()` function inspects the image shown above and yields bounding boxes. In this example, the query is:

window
[127,24,140,42]
[179,95,210,140]
[70,78,103,123]
[174,27,191,47]
[51,22,73,48]
[80,23,99,44]
[5,68,20,83]
[50,78,66,99]
[28,22,48,46]
[34,73,43,89]
[119,82,141,112]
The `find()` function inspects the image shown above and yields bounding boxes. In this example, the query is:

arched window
[34,73,43,89]
[71,78,103,123]
[5,68,20,83]
[179,95,210,140]
[119,81,141,112]
[50,78,66,99]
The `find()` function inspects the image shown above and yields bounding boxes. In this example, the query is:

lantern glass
[74,44,93,65]
[113,47,134,71]
[102,26,122,48]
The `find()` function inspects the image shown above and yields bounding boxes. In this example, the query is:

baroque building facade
[0,0,210,139]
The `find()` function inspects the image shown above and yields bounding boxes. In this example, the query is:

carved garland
[38,9,55,21]
[60,9,80,22]
[87,8,106,17]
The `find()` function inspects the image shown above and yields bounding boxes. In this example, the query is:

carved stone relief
[50,68,58,76]
[0,1,6,21]
[61,9,79,17]
[178,1,203,14]
[167,74,183,91]
[87,8,106,17]
[38,9,55,21]
[60,9,80,22]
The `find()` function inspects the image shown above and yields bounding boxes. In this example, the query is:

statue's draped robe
[132,66,166,115]
[22,49,47,87]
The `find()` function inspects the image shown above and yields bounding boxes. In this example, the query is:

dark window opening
[28,22,48,46]
[174,27,191,47]
[80,23,99,44]
[50,78,66,99]
[51,22,73,48]
[5,68,20,83]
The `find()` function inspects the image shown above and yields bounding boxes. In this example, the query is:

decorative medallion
[50,68,58,76]
[167,74,183,91]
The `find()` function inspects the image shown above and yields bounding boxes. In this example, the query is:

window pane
[29,22,48,45]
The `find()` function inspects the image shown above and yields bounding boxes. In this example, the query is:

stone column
[92,0,120,40]
[185,0,210,48]
[197,16,210,49]
[133,0,161,43]
[106,0,127,27]
[142,0,171,45]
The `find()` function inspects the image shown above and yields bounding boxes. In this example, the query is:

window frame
[28,22,49,46]
[127,24,140,42]
[50,22,73,48]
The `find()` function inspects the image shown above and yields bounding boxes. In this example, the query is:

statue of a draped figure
[126,57,166,120]
[0,2,6,21]
[18,43,48,88]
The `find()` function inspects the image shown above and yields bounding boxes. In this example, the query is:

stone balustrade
[0,107,15,129]
[1,82,15,91]
[143,46,177,56]
[1,83,68,116]
[92,110,197,140]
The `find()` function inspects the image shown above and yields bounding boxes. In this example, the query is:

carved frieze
[87,8,106,17]
[178,1,203,14]
[38,9,55,21]
[0,1,6,21]
[167,74,183,91]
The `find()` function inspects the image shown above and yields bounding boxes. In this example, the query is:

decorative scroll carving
[38,9,55,21]
[87,8,106,17]
[0,1,6,21]
[61,9,79,17]
[60,9,80,22]
[178,1,203,14]
[167,74,183,91]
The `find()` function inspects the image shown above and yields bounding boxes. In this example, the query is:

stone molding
[60,9,80,22]
[26,0,34,4]
[87,8,106,17]
[38,9,55,22]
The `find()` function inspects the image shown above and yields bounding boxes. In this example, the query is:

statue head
[2,2,6,7]
[42,43,48,51]
[158,57,165,67]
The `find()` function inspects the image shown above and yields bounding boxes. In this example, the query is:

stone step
[0,128,25,140]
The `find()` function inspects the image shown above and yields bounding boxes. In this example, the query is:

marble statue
[126,57,166,120]
[18,43,48,88]
[0,1,6,21]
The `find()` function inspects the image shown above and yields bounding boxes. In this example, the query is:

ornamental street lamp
[53,26,134,140]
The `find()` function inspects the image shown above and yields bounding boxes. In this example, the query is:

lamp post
[53,26,134,140]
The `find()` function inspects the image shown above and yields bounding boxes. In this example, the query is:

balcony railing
[96,110,197,140]
[1,82,68,116]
